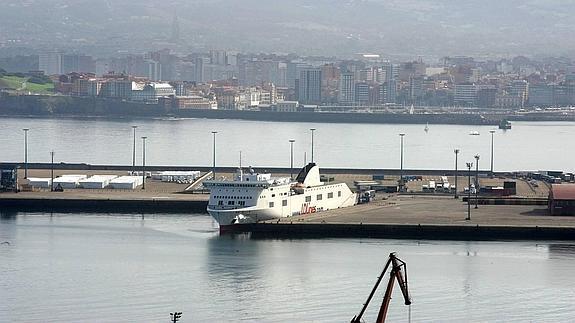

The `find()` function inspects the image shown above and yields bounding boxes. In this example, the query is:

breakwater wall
[0,197,208,214]
[7,95,575,125]
[227,223,575,241]
[2,95,575,124]
[176,108,496,125]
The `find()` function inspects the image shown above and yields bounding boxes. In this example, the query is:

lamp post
[50,151,55,192]
[211,131,218,179]
[474,154,480,209]
[489,130,495,176]
[141,136,147,190]
[454,149,460,199]
[466,162,473,220]
[23,128,29,178]
[399,133,405,192]
[132,125,138,174]
[289,139,295,179]
[310,128,316,164]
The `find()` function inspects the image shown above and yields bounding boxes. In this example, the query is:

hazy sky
[1,0,574,57]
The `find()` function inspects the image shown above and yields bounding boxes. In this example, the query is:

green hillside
[0,75,54,94]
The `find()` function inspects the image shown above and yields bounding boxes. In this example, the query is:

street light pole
[23,128,29,178]
[310,128,316,164]
[399,133,405,192]
[212,131,218,179]
[466,162,473,220]
[489,130,495,176]
[141,136,147,190]
[50,151,55,192]
[132,125,138,174]
[454,149,460,199]
[474,154,480,209]
[289,139,295,179]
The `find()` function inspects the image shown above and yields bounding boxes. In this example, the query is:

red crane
[351,253,411,323]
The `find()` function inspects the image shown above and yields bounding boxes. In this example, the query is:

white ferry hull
[204,163,358,229]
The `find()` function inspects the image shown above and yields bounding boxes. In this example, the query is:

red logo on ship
[301,203,316,215]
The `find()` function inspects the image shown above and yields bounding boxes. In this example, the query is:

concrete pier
[227,196,575,241]
[2,166,573,241]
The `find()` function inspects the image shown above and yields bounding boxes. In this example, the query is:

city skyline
[2,48,575,111]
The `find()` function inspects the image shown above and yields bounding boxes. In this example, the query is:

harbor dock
[2,165,575,240]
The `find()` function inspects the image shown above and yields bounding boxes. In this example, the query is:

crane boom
[351,253,411,323]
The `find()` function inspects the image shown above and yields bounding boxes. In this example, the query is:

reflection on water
[207,234,262,285]
[548,244,575,257]
[0,210,17,221]
[1,213,575,322]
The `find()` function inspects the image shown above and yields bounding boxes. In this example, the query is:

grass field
[0,75,54,94]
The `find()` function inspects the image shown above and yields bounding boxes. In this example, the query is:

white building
[454,83,477,106]
[339,72,355,104]
[131,83,175,103]
[276,100,299,112]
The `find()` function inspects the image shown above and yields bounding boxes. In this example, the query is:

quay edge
[223,222,575,241]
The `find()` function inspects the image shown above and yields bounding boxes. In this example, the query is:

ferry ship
[204,163,357,228]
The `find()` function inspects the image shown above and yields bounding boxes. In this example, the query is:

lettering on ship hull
[300,203,317,215]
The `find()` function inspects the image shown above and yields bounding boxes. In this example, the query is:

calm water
[1,117,575,171]
[1,212,575,322]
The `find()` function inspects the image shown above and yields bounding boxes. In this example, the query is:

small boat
[499,119,512,130]
[424,122,429,132]
[469,131,480,136]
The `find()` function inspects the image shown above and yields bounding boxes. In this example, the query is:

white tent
[27,178,52,189]
[53,175,88,189]
[109,176,144,189]
[79,175,118,189]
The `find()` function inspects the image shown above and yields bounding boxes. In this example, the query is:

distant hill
[0,73,53,94]
[1,0,574,57]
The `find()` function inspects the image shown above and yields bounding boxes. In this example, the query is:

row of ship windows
[267,191,342,208]
[306,184,343,191]
[215,184,265,187]
[269,200,289,208]
[213,196,253,200]
[260,191,342,202]
[306,191,341,202]
[217,200,247,206]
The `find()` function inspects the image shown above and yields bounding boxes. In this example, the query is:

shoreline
[2,110,575,125]
[2,95,575,125]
